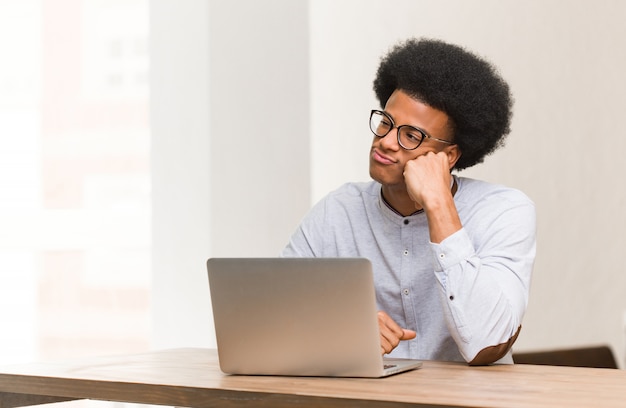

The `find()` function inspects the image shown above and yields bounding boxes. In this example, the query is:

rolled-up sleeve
[431,199,536,365]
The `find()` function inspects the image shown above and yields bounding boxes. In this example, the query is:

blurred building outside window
[0,0,151,365]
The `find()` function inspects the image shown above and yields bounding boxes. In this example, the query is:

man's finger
[401,329,417,340]
[378,311,416,354]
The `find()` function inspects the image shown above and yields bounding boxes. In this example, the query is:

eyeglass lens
[370,111,424,150]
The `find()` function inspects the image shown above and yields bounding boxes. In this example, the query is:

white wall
[151,0,310,349]
[151,0,212,348]
[152,0,626,367]
[207,0,310,257]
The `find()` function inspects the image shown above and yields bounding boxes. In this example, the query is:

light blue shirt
[281,176,536,363]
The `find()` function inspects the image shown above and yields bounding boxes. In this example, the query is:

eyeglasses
[369,110,455,150]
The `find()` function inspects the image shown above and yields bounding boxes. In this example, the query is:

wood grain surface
[0,348,624,408]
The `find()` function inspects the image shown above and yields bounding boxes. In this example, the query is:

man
[282,38,536,365]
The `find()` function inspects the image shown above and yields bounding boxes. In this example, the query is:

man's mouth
[372,149,397,165]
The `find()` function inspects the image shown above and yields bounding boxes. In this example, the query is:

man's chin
[369,170,404,188]
[368,170,385,185]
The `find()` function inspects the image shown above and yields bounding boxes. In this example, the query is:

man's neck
[381,178,458,217]
[381,185,422,217]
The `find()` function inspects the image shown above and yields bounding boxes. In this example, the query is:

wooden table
[0,348,624,408]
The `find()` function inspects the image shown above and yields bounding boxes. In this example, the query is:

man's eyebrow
[381,110,400,126]
[383,110,432,136]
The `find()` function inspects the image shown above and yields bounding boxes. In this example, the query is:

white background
[151,0,626,368]
[1,0,623,374]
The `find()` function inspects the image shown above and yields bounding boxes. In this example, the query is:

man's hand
[378,311,416,355]
[403,151,462,243]
[403,151,452,211]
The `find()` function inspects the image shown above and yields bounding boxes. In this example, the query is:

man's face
[369,89,454,187]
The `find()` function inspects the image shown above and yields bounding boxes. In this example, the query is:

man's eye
[405,131,422,142]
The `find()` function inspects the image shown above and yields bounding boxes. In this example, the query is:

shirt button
[403,219,409,225]
[403,249,409,256]
[439,253,445,259]
[403,289,410,295]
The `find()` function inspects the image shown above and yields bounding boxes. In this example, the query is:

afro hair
[373,38,513,170]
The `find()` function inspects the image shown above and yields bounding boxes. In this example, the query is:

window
[0,0,150,363]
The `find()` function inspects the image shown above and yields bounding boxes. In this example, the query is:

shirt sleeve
[430,199,536,365]
[281,197,328,258]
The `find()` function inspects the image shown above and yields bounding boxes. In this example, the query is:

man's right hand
[377,310,417,355]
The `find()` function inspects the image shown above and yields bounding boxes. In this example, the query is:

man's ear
[445,144,462,170]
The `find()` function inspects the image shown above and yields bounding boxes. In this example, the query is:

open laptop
[206,257,422,377]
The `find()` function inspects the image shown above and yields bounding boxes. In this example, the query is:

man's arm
[404,151,535,365]
[430,223,535,365]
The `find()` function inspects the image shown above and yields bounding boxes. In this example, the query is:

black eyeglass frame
[369,109,455,150]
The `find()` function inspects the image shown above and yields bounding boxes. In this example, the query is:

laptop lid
[206,257,422,377]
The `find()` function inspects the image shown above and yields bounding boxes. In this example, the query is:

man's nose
[379,128,400,150]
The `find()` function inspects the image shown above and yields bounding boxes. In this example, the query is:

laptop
[206,257,422,377]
